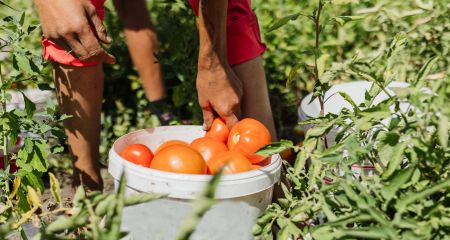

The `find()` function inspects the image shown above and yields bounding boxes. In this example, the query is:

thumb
[86,4,112,44]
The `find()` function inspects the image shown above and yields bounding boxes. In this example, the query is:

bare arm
[196,0,242,130]
[113,0,164,101]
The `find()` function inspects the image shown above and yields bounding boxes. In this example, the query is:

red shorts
[42,0,266,67]
[188,0,266,65]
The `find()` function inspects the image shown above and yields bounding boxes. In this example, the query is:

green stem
[313,0,329,149]
[0,64,9,171]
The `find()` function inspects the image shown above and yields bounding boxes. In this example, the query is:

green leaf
[95,195,116,216]
[377,132,400,166]
[317,54,329,80]
[45,212,89,234]
[49,172,62,205]
[286,66,299,87]
[256,140,294,157]
[381,141,407,180]
[21,92,36,119]
[13,53,33,75]
[37,83,53,91]
[330,15,364,25]
[414,57,439,88]
[26,186,41,208]
[438,115,449,147]
[176,170,222,240]
[9,176,21,200]
[0,0,16,10]
[124,192,167,206]
[381,166,415,202]
[267,13,303,32]
[73,186,86,207]
[31,140,49,172]
[395,178,450,218]
[338,91,360,113]
[19,12,25,26]
[306,119,336,138]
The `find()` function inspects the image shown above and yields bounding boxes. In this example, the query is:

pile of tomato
[120,118,272,174]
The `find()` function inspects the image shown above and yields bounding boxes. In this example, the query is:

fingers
[77,26,116,64]
[201,104,214,131]
[84,2,112,44]
[56,35,89,60]
[215,101,240,129]
[221,113,239,129]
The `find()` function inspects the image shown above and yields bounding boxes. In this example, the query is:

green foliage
[255,0,450,239]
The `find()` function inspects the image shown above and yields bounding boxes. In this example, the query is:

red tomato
[227,118,272,164]
[120,144,154,167]
[254,157,271,167]
[205,118,229,144]
[251,165,262,170]
[151,145,207,174]
[208,151,252,174]
[155,140,188,155]
[190,137,228,164]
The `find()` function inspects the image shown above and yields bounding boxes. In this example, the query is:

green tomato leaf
[330,15,364,26]
[267,13,305,32]
[13,53,33,75]
[49,172,62,205]
[414,56,439,88]
[256,140,294,157]
[381,141,407,180]
[438,115,449,148]
[21,92,36,119]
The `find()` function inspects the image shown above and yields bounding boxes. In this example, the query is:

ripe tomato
[255,157,271,167]
[251,165,262,170]
[227,118,272,164]
[205,118,229,144]
[190,137,228,164]
[151,145,207,174]
[155,140,188,154]
[120,144,153,167]
[208,151,252,174]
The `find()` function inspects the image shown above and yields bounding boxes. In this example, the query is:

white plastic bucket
[108,125,281,240]
[298,81,409,176]
[6,89,54,122]
[298,81,409,145]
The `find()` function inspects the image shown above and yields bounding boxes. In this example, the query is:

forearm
[113,0,163,99]
[197,0,228,70]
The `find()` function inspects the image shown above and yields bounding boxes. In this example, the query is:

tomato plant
[228,118,271,164]
[151,144,207,174]
[120,144,153,167]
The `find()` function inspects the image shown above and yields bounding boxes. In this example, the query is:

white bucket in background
[298,81,409,145]
[7,89,54,122]
[298,81,409,176]
[108,126,282,240]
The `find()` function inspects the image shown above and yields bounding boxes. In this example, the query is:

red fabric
[189,0,266,66]
[41,0,105,67]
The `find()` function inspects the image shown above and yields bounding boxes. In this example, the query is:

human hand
[35,0,115,64]
[196,65,243,130]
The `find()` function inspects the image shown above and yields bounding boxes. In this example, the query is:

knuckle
[86,4,97,14]
[57,27,72,36]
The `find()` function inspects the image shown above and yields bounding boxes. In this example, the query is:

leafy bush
[254,0,450,239]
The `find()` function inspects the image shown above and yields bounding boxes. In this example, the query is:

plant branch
[0,64,9,170]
